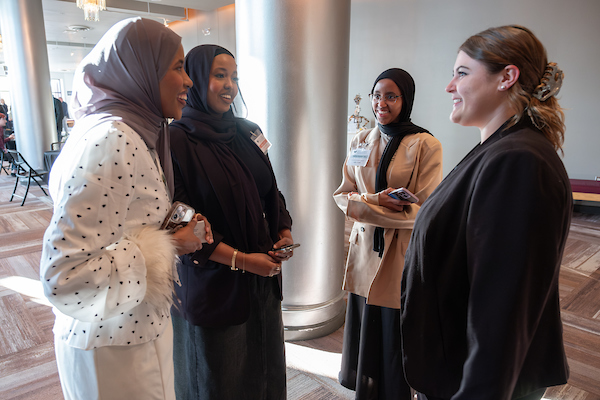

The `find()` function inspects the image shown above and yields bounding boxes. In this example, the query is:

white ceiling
[1,0,233,73]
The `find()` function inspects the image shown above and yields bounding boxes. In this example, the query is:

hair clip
[533,63,563,101]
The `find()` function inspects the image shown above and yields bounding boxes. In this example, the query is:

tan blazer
[333,127,442,308]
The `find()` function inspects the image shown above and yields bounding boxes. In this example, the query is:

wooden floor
[0,170,599,399]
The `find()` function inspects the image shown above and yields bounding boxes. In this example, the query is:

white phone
[388,187,419,203]
[193,219,207,243]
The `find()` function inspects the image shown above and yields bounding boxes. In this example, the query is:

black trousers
[417,387,546,400]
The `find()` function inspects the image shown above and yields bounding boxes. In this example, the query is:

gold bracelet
[241,252,246,273]
[231,249,239,271]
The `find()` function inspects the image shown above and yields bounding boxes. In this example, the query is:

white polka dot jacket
[40,120,178,350]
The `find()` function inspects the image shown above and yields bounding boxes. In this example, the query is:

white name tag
[347,148,371,167]
[251,128,271,154]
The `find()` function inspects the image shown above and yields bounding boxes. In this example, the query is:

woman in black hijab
[169,45,294,400]
[333,68,443,399]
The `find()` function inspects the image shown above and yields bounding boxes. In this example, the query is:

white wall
[347,0,600,179]
[167,0,600,180]
[170,5,237,57]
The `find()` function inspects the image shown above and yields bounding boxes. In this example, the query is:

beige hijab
[70,17,181,197]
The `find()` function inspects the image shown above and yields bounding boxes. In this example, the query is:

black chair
[1,150,12,174]
[7,150,49,206]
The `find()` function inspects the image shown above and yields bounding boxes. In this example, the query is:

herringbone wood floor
[0,170,599,399]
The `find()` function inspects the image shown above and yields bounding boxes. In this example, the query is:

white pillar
[0,0,56,170]
[236,0,351,340]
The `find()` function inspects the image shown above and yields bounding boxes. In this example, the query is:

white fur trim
[125,226,177,312]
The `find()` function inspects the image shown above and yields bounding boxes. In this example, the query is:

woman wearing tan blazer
[333,68,442,399]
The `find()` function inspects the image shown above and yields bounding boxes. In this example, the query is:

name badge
[251,128,271,154]
[347,148,371,167]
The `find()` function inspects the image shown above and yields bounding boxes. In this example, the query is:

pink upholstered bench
[571,179,600,214]
[571,179,600,194]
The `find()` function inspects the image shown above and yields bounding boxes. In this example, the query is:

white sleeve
[40,124,173,322]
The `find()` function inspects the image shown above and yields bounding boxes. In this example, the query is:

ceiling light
[76,0,106,22]
[69,25,91,32]
[64,25,91,33]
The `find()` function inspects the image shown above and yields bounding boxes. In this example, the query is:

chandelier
[76,0,107,22]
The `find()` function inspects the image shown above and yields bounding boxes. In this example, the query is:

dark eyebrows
[213,66,238,76]
[373,90,399,95]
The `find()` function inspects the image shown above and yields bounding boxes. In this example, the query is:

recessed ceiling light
[64,25,91,33]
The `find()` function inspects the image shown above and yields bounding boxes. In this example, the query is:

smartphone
[161,201,195,231]
[388,187,419,203]
[272,243,301,253]
[193,219,208,243]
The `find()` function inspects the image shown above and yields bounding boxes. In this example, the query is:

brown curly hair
[459,25,565,153]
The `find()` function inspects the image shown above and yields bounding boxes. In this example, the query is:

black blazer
[169,121,292,327]
[401,119,571,399]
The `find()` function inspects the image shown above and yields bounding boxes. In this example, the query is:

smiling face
[207,54,239,116]
[445,50,506,129]
[371,78,403,125]
[159,44,192,120]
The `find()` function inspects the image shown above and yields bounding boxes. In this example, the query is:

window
[51,79,63,99]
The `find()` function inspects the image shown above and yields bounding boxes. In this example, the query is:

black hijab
[169,45,282,253]
[185,45,234,115]
[178,45,238,142]
[372,68,430,257]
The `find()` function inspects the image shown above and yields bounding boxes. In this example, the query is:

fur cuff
[125,226,177,312]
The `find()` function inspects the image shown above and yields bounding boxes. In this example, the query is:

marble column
[236,0,351,340]
[0,0,56,170]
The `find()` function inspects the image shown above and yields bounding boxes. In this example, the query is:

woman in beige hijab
[40,17,207,400]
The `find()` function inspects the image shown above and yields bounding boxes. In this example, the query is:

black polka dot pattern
[40,121,173,349]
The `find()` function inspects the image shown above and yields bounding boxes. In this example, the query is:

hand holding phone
[162,202,210,244]
[271,243,301,254]
[161,202,196,231]
[388,187,419,203]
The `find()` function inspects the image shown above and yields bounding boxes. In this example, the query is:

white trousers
[54,323,175,400]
